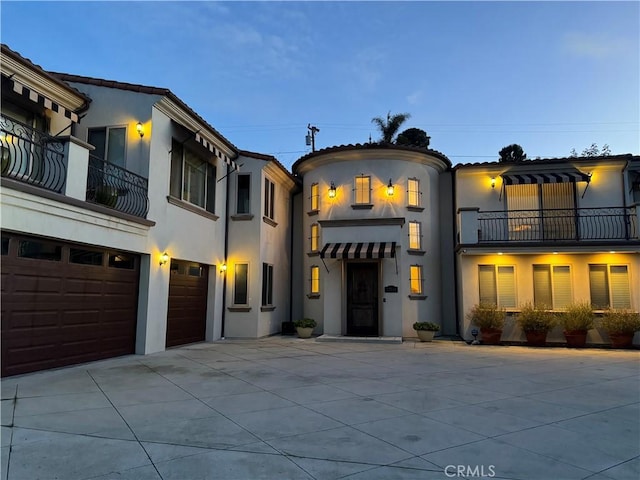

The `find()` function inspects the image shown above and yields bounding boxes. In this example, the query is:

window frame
[170,138,216,214]
[264,177,275,220]
[589,264,631,310]
[233,263,249,305]
[353,175,371,205]
[532,264,572,309]
[407,177,422,208]
[310,223,320,253]
[88,126,127,168]
[478,264,517,309]
[310,182,319,212]
[236,173,251,215]
[261,263,274,307]
[409,264,424,295]
[408,220,423,251]
[309,265,320,296]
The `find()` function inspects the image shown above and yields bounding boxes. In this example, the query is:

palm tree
[371,112,411,144]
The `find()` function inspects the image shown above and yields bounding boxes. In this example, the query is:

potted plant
[467,302,505,345]
[561,301,594,348]
[95,185,118,208]
[516,302,557,346]
[413,322,440,342]
[600,309,640,349]
[293,318,317,339]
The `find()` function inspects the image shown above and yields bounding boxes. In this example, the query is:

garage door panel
[1,236,139,377]
[166,261,208,348]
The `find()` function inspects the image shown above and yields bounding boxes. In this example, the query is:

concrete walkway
[1,338,638,480]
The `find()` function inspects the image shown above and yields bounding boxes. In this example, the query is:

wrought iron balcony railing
[86,154,149,218]
[1,115,65,193]
[477,207,638,243]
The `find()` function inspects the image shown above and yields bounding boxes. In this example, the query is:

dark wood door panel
[166,262,208,348]
[346,262,379,336]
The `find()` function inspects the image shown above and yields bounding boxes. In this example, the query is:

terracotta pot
[609,332,634,349]
[480,328,502,345]
[564,330,588,348]
[525,330,548,347]
[416,330,435,342]
[296,327,314,339]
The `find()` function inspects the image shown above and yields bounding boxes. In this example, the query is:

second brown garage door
[166,260,209,348]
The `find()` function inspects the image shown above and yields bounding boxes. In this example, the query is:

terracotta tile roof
[50,72,238,154]
[1,44,91,107]
[453,153,638,169]
[238,149,299,184]
[292,142,452,173]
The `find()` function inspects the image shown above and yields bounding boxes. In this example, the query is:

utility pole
[306,124,320,152]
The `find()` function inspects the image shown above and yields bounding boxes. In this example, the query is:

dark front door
[166,260,208,348]
[346,262,379,336]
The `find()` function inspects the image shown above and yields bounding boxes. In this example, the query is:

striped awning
[195,132,238,171]
[9,78,79,123]
[320,242,396,259]
[502,171,590,185]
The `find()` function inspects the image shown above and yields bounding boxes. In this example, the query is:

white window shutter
[610,266,631,309]
[478,265,497,305]
[533,265,552,308]
[497,266,516,308]
[589,265,609,309]
[552,265,572,309]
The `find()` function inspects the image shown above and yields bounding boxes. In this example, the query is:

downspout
[221,162,231,338]
[451,167,461,337]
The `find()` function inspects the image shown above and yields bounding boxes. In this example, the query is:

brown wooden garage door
[166,260,208,348]
[1,234,139,377]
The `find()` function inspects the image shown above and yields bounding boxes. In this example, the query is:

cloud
[562,32,625,59]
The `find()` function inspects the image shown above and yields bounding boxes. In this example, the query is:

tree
[571,143,611,157]
[499,144,527,163]
[371,112,411,144]
[396,128,431,149]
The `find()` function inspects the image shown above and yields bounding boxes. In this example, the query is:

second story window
[310,223,320,252]
[237,174,251,214]
[310,183,319,211]
[407,178,421,208]
[408,221,422,251]
[310,265,320,295]
[354,175,371,205]
[264,177,275,220]
[170,139,216,213]
[262,263,274,306]
[88,127,126,168]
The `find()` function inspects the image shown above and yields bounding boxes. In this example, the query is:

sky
[1,1,638,168]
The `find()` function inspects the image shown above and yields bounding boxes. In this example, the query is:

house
[290,143,457,339]
[454,155,640,344]
[1,44,240,376]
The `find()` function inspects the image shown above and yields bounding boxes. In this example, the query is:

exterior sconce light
[159,252,169,266]
[328,182,336,198]
[220,263,227,274]
[386,179,394,196]
[587,172,593,183]
[136,122,144,138]
[490,177,496,189]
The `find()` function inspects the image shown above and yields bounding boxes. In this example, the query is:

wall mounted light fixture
[328,182,336,198]
[220,263,227,274]
[386,179,395,196]
[490,177,496,189]
[136,122,144,138]
[159,252,169,266]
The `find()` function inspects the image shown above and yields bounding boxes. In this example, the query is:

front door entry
[346,262,379,336]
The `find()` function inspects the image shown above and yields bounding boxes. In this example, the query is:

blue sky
[2,1,638,168]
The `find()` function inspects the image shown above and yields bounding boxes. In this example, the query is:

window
[170,139,216,213]
[354,175,371,204]
[88,127,126,168]
[410,265,424,295]
[262,263,273,306]
[70,248,103,266]
[234,263,249,304]
[407,178,421,207]
[533,265,572,309]
[18,240,62,261]
[310,224,320,252]
[108,253,135,269]
[478,265,516,308]
[1,101,48,180]
[310,183,319,211]
[506,183,576,240]
[237,174,251,214]
[310,265,320,294]
[264,177,275,220]
[408,221,422,250]
[589,265,631,309]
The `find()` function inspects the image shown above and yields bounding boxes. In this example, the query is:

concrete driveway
[1,338,638,480]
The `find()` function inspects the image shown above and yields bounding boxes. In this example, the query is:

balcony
[1,115,66,193]
[458,207,639,245]
[86,155,149,218]
[1,114,149,219]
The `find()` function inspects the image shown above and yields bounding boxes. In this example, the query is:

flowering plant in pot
[413,322,440,342]
[560,301,594,348]
[516,302,557,346]
[600,309,640,349]
[293,318,317,339]
[467,303,505,345]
